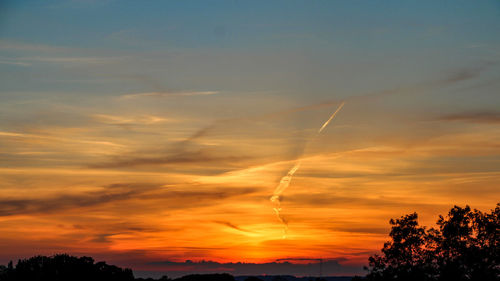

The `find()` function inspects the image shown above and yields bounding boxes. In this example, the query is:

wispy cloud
[173,63,492,151]
[442,64,491,83]
[0,56,124,66]
[342,63,494,104]
[0,182,258,217]
[0,59,31,67]
[92,114,172,125]
[439,111,500,124]
[0,189,139,217]
[89,149,250,169]
[213,221,253,233]
[117,74,219,99]
[0,40,71,52]
[0,40,125,66]
[0,130,124,148]
[120,91,219,99]
[24,56,122,64]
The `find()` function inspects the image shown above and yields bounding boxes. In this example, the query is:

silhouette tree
[0,254,134,281]
[433,205,499,281]
[365,203,500,281]
[366,213,434,281]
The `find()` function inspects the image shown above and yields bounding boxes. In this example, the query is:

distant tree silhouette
[365,203,499,281]
[0,254,134,281]
[174,273,235,281]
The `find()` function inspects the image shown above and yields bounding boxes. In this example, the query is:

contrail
[270,161,301,203]
[270,161,301,237]
[318,102,345,133]
[270,102,345,238]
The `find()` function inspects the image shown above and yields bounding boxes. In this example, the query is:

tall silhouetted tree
[366,212,434,281]
[365,203,499,281]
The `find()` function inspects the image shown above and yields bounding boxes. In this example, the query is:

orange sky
[1,87,499,272]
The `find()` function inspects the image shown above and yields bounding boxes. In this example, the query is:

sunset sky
[1,0,500,278]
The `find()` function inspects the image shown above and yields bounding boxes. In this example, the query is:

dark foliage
[0,254,134,281]
[365,203,499,281]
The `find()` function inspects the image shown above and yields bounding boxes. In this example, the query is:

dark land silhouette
[143,259,359,277]
[0,203,497,281]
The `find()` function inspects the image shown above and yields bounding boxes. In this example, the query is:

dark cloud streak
[89,149,250,169]
[0,183,258,217]
[0,189,137,217]
[213,221,253,233]
[439,111,500,124]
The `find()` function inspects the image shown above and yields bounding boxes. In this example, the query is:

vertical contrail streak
[270,102,345,238]
[270,161,301,237]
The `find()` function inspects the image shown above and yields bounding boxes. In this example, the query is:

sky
[1,0,500,278]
